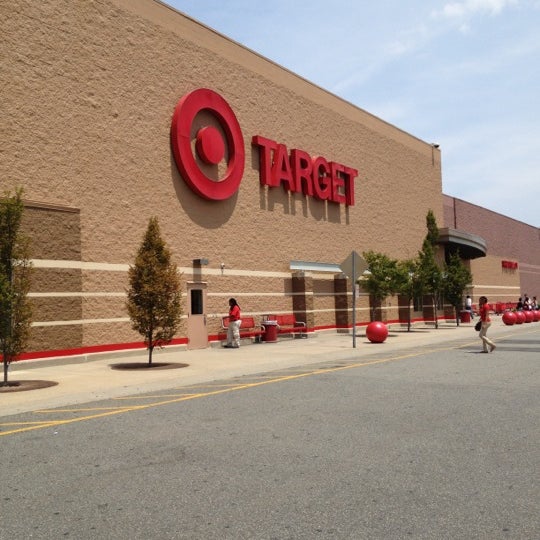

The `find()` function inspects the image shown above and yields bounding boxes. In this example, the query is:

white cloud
[435,0,518,19]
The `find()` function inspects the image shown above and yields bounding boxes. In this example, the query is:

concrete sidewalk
[3,319,538,417]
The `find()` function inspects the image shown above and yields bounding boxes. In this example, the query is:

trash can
[460,310,471,323]
[262,320,278,342]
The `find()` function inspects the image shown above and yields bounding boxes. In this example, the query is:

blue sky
[163,0,539,227]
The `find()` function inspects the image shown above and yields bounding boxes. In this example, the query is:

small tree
[0,188,33,386]
[362,250,401,321]
[425,209,439,246]
[443,251,473,326]
[126,217,182,365]
[416,240,442,328]
[416,210,443,328]
[396,258,422,332]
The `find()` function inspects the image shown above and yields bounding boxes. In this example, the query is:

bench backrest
[268,314,298,326]
[222,316,256,329]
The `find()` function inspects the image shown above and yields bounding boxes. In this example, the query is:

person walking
[465,295,473,318]
[224,298,241,348]
[478,296,496,353]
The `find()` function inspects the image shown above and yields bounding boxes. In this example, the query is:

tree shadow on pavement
[109,362,188,370]
[0,380,58,393]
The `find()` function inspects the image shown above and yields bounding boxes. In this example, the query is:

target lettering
[252,135,357,206]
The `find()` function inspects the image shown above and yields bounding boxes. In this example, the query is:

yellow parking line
[0,342,493,438]
[173,383,245,389]
[113,394,195,400]
[33,406,132,413]
[0,421,61,426]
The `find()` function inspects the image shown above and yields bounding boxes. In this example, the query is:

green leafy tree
[126,217,182,365]
[395,258,422,332]
[362,250,401,321]
[417,239,442,328]
[0,188,33,386]
[443,251,473,326]
[425,209,439,246]
[416,210,443,328]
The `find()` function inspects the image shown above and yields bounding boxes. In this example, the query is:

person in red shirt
[478,296,496,353]
[225,298,241,348]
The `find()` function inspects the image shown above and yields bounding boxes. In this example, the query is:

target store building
[3,0,539,359]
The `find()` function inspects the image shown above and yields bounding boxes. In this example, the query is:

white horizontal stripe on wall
[26,259,387,328]
[28,291,355,299]
[29,292,126,298]
[30,307,378,328]
[472,285,521,290]
[30,259,294,278]
[208,292,300,298]
[212,269,295,278]
[466,295,522,301]
[32,317,131,327]
[31,260,130,271]
[27,291,368,300]
[208,292,369,298]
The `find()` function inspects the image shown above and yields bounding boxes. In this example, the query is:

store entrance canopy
[289,260,343,273]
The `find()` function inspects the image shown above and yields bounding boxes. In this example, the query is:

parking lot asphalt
[3,317,539,417]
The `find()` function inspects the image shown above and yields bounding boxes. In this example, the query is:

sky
[163,0,539,227]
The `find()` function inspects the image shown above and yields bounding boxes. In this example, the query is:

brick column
[334,273,349,332]
[292,271,314,329]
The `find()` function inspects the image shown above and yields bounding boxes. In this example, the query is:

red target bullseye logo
[171,88,245,201]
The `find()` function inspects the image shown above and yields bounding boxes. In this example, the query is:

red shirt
[229,305,241,321]
[480,303,491,322]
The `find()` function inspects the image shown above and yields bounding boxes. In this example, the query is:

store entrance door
[187,282,208,350]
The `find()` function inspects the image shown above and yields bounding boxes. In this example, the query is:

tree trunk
[147,329,153,365]
[2,355,8,386]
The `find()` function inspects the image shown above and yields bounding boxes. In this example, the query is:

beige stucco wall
[2,0,444,354]
[469,256,521,306]
[443,195,539,304]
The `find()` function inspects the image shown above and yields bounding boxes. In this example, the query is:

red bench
[496,302,517,313]
[219,316,265,343]
[266,314,308,338]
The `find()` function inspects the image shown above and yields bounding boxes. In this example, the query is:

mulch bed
[0,380,59,393]
[109,362,189,370]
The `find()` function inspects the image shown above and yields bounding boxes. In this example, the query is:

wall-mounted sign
[170,88,245,201]
[252,136,357,205]
[501,260,518,269]
[171,89,358,205]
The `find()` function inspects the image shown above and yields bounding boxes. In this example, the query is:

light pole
[408,271,414,332]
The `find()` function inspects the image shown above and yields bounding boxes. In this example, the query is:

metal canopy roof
[290,260,343,273]
[438,227,487,259]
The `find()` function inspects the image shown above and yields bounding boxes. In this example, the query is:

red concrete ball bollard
[525,310,534,323]
[534,310,540,322]
[366,321,388,343]
[515,311,526,324]
[502,311,517,326]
